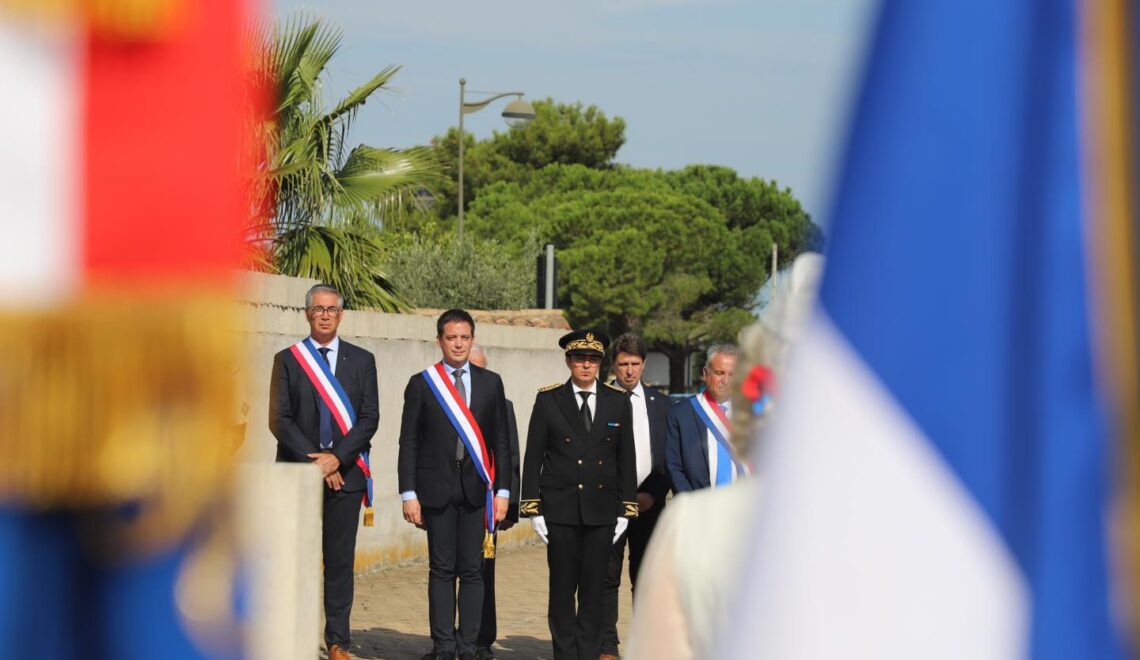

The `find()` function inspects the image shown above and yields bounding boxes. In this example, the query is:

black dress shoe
[457,654,476,660]
[475,648,496,660]
[420,654,453,660]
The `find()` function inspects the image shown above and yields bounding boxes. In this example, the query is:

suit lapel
[588,387,613,442]
[554,382,590,438]
[469,366,490,417]
[692,402,711,479]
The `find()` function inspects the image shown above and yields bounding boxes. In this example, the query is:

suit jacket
[397,363,511,509]
[664,399,713,493]
[520,380,638,526]
[505,399,521,523]
[636,384,672,505]
[269,338,379,492]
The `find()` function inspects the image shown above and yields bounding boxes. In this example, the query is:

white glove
[531,515,549,544]
[613,517,629,544]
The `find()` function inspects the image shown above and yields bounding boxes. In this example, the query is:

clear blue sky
[271,0,877,220]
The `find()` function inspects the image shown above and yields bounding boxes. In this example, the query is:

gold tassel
[363,507,374,527]
[482,531,496,559]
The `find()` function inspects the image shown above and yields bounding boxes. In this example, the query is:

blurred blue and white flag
[722,0,1136,658]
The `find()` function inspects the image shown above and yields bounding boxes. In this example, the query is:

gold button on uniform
[578,484,583,490]
[577,459,583,465]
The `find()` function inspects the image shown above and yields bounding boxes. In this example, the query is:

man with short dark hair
[398,310,512,660]
[270,284,379,660]
[665,344,745,492]
[521,329,637,660]
[599,333,672,660]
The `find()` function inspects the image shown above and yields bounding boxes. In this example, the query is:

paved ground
[345,540,633,660]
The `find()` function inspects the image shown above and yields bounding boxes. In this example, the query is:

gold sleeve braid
[519,500,541,516]
[624,502,639,518]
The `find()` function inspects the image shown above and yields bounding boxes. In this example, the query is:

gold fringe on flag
[483,531,496,559]
[0,290,241,557]
[1079,0,1140,645]
[0,0,187,40]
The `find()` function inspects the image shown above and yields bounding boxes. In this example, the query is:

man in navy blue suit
[665,344,741,492]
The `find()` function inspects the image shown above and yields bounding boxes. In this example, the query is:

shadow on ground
[349,627,551,660]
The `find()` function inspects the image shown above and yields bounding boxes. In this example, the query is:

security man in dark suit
[269,284,379,660]
[520,329,638,660]
[469,344,521,660]
[398,310,512,660]
[600,333,672,660]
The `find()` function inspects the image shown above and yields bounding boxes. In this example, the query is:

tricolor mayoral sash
[691,391,750,488]
[289,338,374,526]
[422,362,499,557]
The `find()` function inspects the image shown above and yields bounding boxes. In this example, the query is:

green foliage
[413,88,821,388]
[249,14,444,311]
[274,219,407,311]
[384,236,537,311]
[429,100,626,220]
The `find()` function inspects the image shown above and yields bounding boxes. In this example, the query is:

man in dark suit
[398,310,512,660]
[665,344,741,492]
[599,333,672,660]
[520,329,638,660]
[269,284,379,660]
[468,344,520,660]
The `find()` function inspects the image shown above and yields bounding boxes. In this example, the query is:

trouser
[323,487,363,648]
[423,475,486,656]
[600,499,664,654]
[546,521,615,660]
[477,530,499,650]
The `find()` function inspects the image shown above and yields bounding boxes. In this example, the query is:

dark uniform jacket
[397,363,511,509]
[269,339,379,492]
[520,379,638,526]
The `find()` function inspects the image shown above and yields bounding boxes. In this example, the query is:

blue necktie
[318,347,332,449]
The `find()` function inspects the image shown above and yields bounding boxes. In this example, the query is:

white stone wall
[236,272,568,571]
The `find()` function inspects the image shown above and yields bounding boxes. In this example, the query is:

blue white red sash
[691,391,749,487]
[422,363,497,540]
[289,338,374,524]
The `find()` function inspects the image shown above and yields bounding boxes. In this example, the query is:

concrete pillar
[238,463,323,660]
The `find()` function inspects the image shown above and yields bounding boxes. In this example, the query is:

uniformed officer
[520,329,638,660]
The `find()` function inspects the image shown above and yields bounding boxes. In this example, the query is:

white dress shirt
[310,335,340,375]
[628,382,652,487]
[571,380,598,419]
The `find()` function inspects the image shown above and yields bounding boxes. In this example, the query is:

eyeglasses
[569,355,602,365]
[307,306,343,317]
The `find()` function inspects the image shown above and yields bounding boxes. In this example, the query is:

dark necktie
[318,347,333,449]
[453,368,467,460]
[578,391,592,433]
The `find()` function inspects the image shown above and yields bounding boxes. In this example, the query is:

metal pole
[544,243,555,308]
[458,78,466,241]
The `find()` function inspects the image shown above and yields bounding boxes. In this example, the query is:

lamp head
[502,98,536,128]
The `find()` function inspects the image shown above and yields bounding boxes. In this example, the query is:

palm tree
[247,15,442,311]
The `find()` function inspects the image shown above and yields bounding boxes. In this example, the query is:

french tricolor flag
[0,3,255,658]
[724,0,1133,658]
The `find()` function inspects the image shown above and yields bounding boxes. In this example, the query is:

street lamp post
[457,78,535,240]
